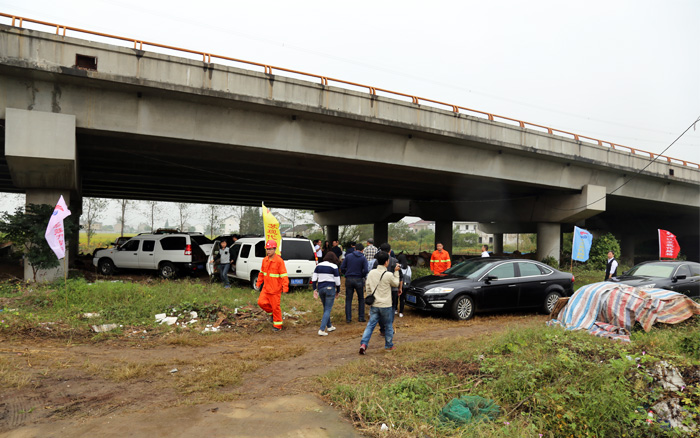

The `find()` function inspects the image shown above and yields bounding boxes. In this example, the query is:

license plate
[290,278,304,285]
[407,294,417,303]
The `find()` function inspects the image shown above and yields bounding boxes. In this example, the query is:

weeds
[321,325,700,437]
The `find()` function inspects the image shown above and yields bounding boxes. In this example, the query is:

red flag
[658,229,680,259]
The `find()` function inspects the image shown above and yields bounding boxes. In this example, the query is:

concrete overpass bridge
[1,17,698,268]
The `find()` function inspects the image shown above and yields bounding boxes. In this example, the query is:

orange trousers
[258,292,283,328]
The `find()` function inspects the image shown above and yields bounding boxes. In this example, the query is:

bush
[540,255,559,269]
[589,233,621,270]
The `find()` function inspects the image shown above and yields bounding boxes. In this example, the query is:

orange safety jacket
[430,250,451,274]
[256,254,289,294]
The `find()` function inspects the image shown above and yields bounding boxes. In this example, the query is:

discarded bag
[438,395,500,425]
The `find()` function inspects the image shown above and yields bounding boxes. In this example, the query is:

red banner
[658,229,680,259]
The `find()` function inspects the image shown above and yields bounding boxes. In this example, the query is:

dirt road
[0,311,542,437]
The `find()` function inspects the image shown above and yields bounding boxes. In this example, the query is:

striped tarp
[548,282,700,342]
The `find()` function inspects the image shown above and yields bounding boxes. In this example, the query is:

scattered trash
[92,324,118,333]
[652,399,697,432]
[380,423,389,431]
[438,396,500,425]
[82,313,100,319]
[170,368,178,373]
[649,361,685,391]
[155,314,178,325]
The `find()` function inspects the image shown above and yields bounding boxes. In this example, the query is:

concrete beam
[5,109,78,191]
[530,184,606,223]
[314,199,410,226]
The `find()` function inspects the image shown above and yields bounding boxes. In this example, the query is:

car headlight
[425,287,454,295]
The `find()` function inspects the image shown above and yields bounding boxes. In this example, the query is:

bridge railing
[1,12,697,170]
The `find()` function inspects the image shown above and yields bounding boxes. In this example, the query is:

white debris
[92,324,118,333]
[652,398,697,432]
[83,313,100,318]
[380,423,389,431]
[160,317,178,326]
[155,313,167,321]
[650,361,686,391]
[170,368,178,373]
[189,311,197,319]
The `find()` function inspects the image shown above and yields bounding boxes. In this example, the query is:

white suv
[93,233,208,279]
[207,237,316,290]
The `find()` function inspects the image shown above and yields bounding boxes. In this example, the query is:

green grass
[0,276,321,334]
[320,322,700,437]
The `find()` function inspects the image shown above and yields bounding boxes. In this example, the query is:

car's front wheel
[451,295,474,321]
[159,262,178,279]
[98,258,115,276]
[543,291,562,314]
[251,272,261,291]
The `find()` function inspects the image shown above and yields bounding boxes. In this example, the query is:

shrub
[540,255,559,269]
[589,233,621,270]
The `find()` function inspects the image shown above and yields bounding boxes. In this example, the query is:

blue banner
[572,226,593,262]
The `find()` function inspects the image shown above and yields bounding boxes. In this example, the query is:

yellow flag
[262,202,281,255]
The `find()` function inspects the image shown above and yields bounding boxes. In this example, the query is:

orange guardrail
[1,12,697,170]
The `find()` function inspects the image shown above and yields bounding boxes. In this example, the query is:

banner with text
[658,229,680,259]
[44,195,72,260]
[571,226,593,262]
[262,202,281,255]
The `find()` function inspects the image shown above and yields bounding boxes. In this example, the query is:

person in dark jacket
[340,242,368,323]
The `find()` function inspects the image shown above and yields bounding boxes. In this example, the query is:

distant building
[408,220,435,232]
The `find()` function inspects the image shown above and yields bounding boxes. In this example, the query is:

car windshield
[626,263,675,278]
[443,259,495,279]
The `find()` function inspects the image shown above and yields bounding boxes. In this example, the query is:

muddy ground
[0,264,545,437]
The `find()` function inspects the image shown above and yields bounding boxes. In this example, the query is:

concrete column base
[435,220,453,255]
[326,225,339,244]
[536,223,561,263]
[24,190,74,283]
[373,222,388,247]
[620,235,636,266]
[493,233,504,255]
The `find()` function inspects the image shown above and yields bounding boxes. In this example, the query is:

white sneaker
[399,313,404,318]
[318,330,328,336]
[327,326,336,332]
[394,310,398,315]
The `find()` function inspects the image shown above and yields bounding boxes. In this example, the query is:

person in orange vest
[430,242,451,275]
[256,240,289,331]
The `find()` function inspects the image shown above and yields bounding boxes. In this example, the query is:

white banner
[44,196,72,260]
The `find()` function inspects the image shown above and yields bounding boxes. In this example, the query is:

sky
[1,0,698,225]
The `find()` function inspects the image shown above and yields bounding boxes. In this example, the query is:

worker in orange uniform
[430,242,451,275]
[256,240,289,331]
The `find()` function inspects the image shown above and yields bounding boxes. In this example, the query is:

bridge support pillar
[5,109,79,282]
[373,222,388,247]
[325,225,339,245]
[620,235,636,266]
[435,220,453,255]
[536,223,560,263]
[493,233,504,255]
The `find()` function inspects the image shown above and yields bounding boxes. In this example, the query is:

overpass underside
[0,23,698,268]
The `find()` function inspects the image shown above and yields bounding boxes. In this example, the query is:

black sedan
[611,260,700,301]
[404,258,575,320]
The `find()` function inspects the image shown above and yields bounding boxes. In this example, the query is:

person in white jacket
[358,251,400,355]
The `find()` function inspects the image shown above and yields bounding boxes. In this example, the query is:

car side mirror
[673,275,687,282]
[485,275,498,284]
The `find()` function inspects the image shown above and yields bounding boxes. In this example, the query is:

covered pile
[548,282,700,342]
